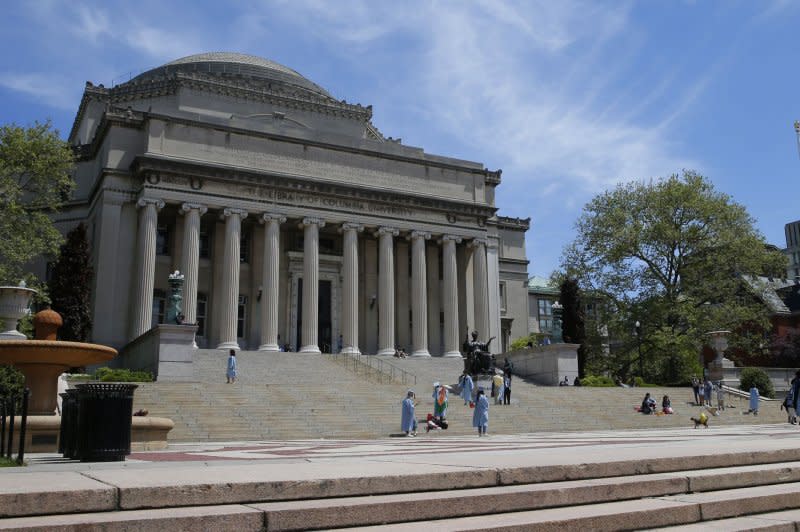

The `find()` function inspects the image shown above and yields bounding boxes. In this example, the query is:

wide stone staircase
[6,440,800,530]
[131,349,790,441]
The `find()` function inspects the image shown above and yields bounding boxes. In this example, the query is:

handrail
[325,351,416,386]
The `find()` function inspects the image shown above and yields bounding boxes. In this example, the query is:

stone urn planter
[0,284,37,339]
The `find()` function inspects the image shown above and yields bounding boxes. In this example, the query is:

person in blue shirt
[401,390,417,437]
[472,388,489,436]
[226,349,237,384]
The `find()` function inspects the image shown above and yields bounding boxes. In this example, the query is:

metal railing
[326,351,416,386]
[0,387,30,464]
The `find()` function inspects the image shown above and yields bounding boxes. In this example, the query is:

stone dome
[130,52,332,99]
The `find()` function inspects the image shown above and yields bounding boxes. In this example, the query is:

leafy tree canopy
[561,170,786,383]
[0,121,75,286]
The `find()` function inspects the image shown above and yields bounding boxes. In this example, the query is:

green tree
[559,278,587,377]
[0,121,75,285]
[48,223,93,341]
[562,171,786,384]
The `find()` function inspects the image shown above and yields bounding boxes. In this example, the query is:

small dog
[690,414,709,429]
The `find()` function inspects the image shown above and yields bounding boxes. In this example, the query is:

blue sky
[2,1,799,277]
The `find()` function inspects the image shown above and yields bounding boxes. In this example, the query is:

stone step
[340,483,800,531]
[650,508,800,530]
[5,459,800,530]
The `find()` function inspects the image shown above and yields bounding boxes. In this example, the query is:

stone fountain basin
[0,340,117,415]
[0,340,117,365]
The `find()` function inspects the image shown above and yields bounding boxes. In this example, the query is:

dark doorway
[296,278,333,352]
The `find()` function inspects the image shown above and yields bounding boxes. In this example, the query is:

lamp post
[635,320,643,379]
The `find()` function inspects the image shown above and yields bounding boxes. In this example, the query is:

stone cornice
[494,215,531,231]
[130,154,498,220]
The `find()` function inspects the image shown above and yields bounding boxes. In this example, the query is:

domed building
[51,52,530,366]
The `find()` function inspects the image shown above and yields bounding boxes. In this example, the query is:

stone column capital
[260,213,287,224]
[340,222,365,233]
[137,197,165,211]
[300,217,326,229]
[180,202,208,216]
[440,234,463,244]
[409,230,431,241]
[376,226,399,237]
[485,240,499,251]
[469,237,488,248]
[221,208,248,220]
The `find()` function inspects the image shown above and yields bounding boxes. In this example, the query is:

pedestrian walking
[703,378,713,407]
[226,349,237,383]
[749,385,760,416]
[401,390,417,437]
[691,376,700,405]
[473,388,489,436]
[716,382,725,411]
[460,373,474,405]
[503,374,511,405]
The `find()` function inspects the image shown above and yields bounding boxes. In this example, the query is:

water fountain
[0,285,173,452]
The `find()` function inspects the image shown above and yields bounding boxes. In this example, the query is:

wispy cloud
[0,73,76,110]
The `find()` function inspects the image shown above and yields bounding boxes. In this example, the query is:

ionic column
[471,238,489,339]
[409,230,431,357]
[300,217,325,353]
[180,203,207,347]
[376,226,399,356]
[217,208,248,350]
[131,198,164,340]
[441,235,462,357]
[486,239,502,354]
[259,213,286,351]
[340,223,364,355]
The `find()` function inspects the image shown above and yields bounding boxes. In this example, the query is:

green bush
[580,374,616,387]
[739,367,774,399]
[93,367,153,383]
[0,365,25,398]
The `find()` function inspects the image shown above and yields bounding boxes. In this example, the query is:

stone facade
[42,52,530,355]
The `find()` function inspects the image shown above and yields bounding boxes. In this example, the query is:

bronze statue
[462,329,496,375]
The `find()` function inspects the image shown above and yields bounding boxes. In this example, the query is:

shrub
[0,365,25,399]
[580,374,616,387]
[739,367,774,399]
[93,367,153,383]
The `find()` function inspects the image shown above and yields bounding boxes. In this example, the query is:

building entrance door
[295,278,333,352]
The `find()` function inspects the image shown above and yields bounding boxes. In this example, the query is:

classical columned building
[47,52,529,355]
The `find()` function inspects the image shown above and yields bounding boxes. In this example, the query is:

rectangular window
[199,228,211,259]
[237,295,247,338]
[539,318,552,331]
[538,298,553,317]
[240,229,250,263]
[156,225,170,256]
[151,289,166,327]
[196,293,207,337]
[499,282,507,312]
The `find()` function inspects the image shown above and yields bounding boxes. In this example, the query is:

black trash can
[59,389,80,459]
[75,383,138,462]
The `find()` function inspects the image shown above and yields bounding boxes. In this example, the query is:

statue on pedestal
[462,329,496,376]
[166,271,185,325]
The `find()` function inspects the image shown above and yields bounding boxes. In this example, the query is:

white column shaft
[217,209,247,350]
[131,199,163,340]
[486,240,502,354]
[300,218,323,353]
[410,232,430,357]
[442,236,461,357]
[259,215,284,351]
[341,223,362,355]
[377,227,398,355]
[180,204,206,329]
[473,239,490,339]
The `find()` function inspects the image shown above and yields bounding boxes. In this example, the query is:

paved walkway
[13,423,800,473]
